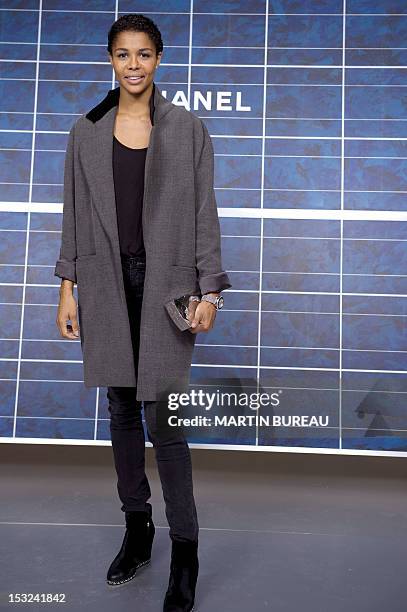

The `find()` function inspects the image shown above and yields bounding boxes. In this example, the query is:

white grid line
[4,81,407,89]
[255,0,269,447]
[1,344,407,352]
[3,131,407,140]
[2,8,407,15]
[3,205,406,221]
[2,309,407,316]
[12,1,43,439]
[2,364,407,373]
[3,155,407,161]
[97,134,407,139]
[3,41,407,49]
[4,293,407,301]
[4,57,407,69]
[188,0,193,112]
[339,0,345,449]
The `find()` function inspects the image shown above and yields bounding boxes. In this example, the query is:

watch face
[217,296,224,309]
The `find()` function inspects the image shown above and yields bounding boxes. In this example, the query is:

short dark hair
[107,14,163,56]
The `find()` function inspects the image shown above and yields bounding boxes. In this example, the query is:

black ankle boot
[163,539,199,611]
[106,504,155,586]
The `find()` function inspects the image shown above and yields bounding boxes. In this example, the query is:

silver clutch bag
[164,294,200,331]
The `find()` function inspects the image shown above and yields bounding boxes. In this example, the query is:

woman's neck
[117,83,153,119]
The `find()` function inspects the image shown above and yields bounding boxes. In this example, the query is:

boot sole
[106,558,151,586]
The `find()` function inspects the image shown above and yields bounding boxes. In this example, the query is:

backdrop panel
[1,0,406,454]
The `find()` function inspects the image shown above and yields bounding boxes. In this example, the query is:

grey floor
[1,444,406,612]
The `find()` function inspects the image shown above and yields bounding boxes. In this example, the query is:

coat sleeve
[54,122,77,283]
[194,118,232,295]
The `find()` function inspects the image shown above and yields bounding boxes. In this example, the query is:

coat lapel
[79,82,174,256]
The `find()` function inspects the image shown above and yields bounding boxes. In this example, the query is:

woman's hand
[56,283,80,340]
[188,299,217,334]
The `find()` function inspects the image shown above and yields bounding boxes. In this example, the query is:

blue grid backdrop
[1,0,407,455]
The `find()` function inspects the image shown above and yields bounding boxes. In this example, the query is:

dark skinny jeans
[107,254,199,544]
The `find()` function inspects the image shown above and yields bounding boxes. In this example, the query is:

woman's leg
[107,385,152,512]
[143,399,199,543]
[106,383,155,586]
[107,254,151,513]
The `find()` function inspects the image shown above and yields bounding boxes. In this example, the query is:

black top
[113,136,147,258]
[112,86,155,258]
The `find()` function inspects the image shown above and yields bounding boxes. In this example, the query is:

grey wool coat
[54,82,232,401]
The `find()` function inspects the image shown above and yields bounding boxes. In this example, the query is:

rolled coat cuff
[54,259,77,283]
[198,271,232,295]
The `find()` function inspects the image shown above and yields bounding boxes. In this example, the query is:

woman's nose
[128,57,141,68]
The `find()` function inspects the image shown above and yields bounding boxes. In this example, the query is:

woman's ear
[156,51,162,69]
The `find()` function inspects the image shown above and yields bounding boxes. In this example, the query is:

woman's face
[109,30,162,95]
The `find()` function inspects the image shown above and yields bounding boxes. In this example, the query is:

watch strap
[201,294,222,309]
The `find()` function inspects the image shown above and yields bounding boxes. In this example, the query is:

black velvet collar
[85,81,156,125]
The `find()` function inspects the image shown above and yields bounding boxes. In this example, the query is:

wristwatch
[201,293,224,310]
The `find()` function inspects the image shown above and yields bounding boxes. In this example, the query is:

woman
[55,13,231,612]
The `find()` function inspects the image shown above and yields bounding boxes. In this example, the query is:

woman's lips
[125,76,145,84]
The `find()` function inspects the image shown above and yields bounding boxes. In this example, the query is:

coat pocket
[75,255,100,349]
[76,253,97,262]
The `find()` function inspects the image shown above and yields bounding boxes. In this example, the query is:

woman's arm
[190,120,231,334]
[55,122,80,340]
[194,119,231,295]
[54,122,77,284]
